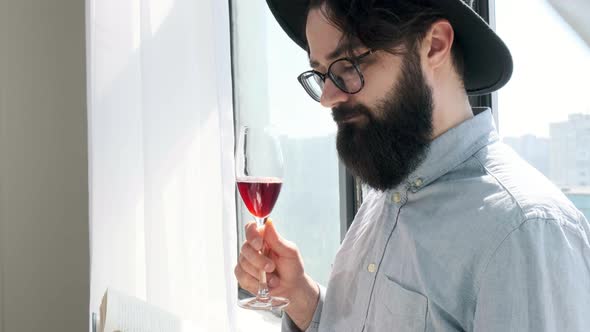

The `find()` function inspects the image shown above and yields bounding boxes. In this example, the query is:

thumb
[264,219,295,257]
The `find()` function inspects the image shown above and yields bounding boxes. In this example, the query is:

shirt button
[392,192,401,203]
[414,178,423,187]
[367,263,377,273]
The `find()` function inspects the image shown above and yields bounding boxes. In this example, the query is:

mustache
[331,104,371,122]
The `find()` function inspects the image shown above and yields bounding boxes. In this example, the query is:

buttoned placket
[359,185,409,332]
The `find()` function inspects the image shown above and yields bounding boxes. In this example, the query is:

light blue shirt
[283,108,590,331]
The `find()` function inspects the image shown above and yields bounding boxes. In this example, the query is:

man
[234,0,590,331]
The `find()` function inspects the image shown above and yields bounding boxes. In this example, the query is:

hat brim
[266,0,513,95]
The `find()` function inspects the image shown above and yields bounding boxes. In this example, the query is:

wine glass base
[238,296,289,311]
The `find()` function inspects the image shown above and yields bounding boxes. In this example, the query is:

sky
[495,0,590,138]
[262,0,590,139]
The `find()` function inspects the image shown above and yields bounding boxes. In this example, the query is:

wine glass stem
[255,217,271,302]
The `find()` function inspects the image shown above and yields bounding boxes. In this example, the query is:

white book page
[100,289,187,332]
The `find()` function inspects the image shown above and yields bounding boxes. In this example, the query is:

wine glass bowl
[236,178,282,219]
[235,126,289,310]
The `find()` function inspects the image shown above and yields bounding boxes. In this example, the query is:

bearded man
[234,0,590,331]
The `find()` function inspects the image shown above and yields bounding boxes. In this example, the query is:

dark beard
[334,50,434,191]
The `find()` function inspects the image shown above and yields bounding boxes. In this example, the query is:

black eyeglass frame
[297,50,374,102]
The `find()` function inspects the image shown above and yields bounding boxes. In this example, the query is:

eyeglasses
[297,50,374,102]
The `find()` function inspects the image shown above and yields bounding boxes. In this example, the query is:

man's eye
[340,65,356,74]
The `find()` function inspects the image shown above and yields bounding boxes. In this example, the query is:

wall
[547,0,590,47]
[0,1,89,331]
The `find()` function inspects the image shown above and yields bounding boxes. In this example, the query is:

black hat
[266,0,513,95]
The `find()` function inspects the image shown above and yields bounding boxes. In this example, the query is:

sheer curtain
[86,0,236,330]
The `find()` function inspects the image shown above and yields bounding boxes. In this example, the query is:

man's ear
[423,19,455,71]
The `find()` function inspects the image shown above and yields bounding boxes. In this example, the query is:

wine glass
[235,126,289,310]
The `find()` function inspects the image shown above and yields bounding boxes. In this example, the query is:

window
[495,0,590,219]
[229,0,590,328]
[230,1,345,328]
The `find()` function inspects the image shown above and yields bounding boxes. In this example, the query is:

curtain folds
[87,0,236,330]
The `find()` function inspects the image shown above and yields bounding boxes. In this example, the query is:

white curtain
[87,0,237,330]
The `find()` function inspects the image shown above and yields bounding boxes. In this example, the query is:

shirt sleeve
[472,217,590,332]
[282,284,326,332]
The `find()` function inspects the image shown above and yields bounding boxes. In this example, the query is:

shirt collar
[399,107,500,192]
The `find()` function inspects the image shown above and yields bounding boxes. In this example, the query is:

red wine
[237,177,282,218]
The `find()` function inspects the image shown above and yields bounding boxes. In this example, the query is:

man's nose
[320,78,349,108]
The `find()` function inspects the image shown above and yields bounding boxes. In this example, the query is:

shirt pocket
[367,273,428,332]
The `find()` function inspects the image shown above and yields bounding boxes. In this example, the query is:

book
[99,289,194,332]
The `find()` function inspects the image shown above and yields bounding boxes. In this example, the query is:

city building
[503,135,550,178]
[550,114,590,188]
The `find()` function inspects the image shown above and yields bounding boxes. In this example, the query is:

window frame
[467,0,497,116]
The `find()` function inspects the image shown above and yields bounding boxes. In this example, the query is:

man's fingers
[239,254,261,279]
[234,264,259,295]
[267,272,280,289]
[241,242,275,272]
[264,219,296,257]
[244,221,263,250]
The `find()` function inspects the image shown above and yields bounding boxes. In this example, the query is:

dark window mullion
[339,163,357,241]
[469,0,494,110]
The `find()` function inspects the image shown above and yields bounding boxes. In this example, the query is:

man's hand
[234,219,319,330]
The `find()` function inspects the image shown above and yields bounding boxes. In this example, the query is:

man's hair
[307,0,465,81]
